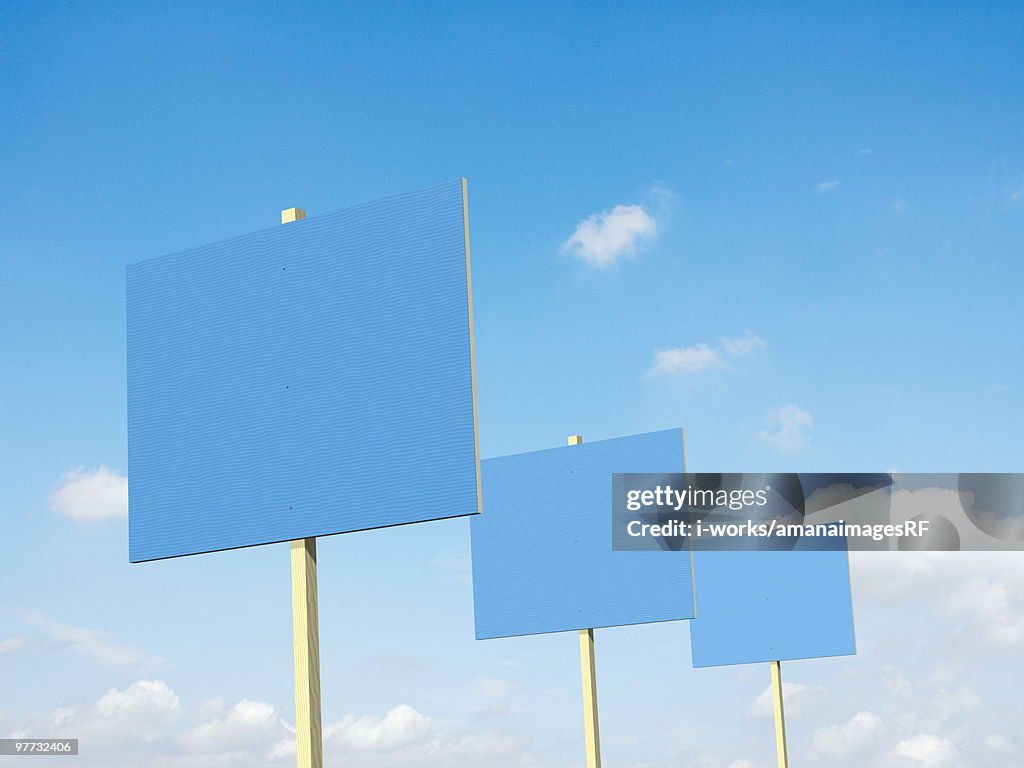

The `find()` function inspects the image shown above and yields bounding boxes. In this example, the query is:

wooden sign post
[770,660,789,768]
[567,434,602,768]
[282,206,324,768]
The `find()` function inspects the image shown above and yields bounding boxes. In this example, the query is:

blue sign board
[470,429,694,640]
[127,180,480,562]
[689,545,856,667]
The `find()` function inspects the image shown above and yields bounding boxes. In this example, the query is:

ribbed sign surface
[127,180,480,562]
[470,429,694,640]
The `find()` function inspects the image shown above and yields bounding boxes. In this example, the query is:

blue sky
[2,3,1024,767]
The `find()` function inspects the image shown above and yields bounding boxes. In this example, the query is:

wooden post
[291,538,323,768]
[282,205,322,768]
[578,627,602,768]
[770,660,789,768]
[568,434,601,768]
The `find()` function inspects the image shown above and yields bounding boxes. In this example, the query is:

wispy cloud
[649,343,723,375]
[20,611,166,669]
[758,405,814,452]
[886,733,958,767]
[649,331,765,376]
[945,569,1024,647]
[891,198,911,213]
[562,203,657,268]
[721,330,765,356]
[475,677,512,700]
[816,180,840,194]
[985,733,1013,753]
[50,466,127,522]
[811,711,884,759]
[750,681,822,718]
[8,679,180,748]
[0,635,28,655]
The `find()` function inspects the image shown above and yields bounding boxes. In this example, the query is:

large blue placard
[470,429,694,640]
[127,180,480,562]
[689,545,856,667]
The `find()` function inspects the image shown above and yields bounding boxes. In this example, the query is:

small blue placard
[470,429,694,640]
[689,544,856,667]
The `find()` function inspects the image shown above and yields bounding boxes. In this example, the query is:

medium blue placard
[689,544,856,667]
[470,429,694,640]
[127,180,480,562]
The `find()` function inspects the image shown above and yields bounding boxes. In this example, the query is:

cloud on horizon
[4,680,528,768]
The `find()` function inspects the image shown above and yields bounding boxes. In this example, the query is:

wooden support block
[281,207,307,224]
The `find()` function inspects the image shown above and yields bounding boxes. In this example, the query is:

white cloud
[649,344,723,375]
[985,733,1012,752]
[816,180,840,193]
[326,704,432,752]
[878,549,1024,647]
[758,405,814,452]
[721,331,766,356]
[562,203,657,268]
[811,711,884,759]
[20,611,165,669]
[179,698,292,757]
[887,734,957,766]
[9,682,297,767]
[4,681,534,768]
[649,332,765,376]
[50,465,127,522]
[750,681,822,719]
[949,575,1024,646]
[928,687,980,725]
[891,198,911,212]
[95,680,180,723]
[11,680,180,746]
[194,697,228,722]
[0,635,27,655]
[727,761,755,768]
